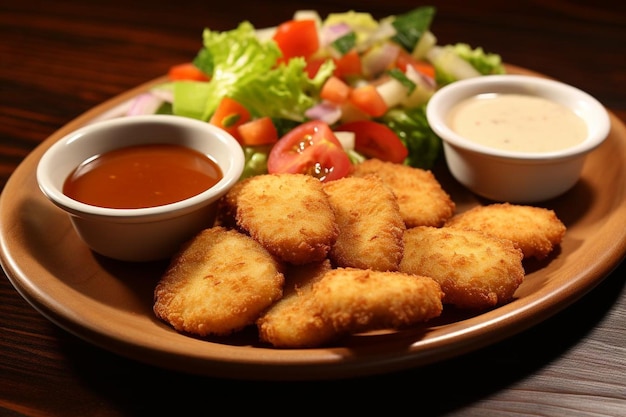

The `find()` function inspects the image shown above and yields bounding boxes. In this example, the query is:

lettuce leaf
[236,57,335,122]
[451,43,505,76]
[429,43,506,86]
[171,21,334,122]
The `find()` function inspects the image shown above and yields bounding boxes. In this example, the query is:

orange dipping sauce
[63,144,223,209]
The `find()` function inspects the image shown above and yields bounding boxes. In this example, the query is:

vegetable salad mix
[132,6,505,181]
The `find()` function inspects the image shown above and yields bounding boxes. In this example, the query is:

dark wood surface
[1,1,624,415]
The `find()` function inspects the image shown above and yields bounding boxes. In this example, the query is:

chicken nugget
[399,226,524,310]
[235,173,338,265]
[351,158,455,227]
[257,259,336,348]
[154,226,284,336]
[323,175,405,271]
[312,267,444,335]
[213,177,252,229]
[445,203,566,259]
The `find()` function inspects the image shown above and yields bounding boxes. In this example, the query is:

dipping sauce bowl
[36,115,245,262]
[426,74,611,203]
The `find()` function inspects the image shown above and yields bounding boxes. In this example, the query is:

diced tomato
[335,120,408,164]
[273,19,319,63]
[320,76,351,104]
[237,117,278,146]
[348,84,388,117]
[394,49,436,79]
[306,51,362,80]
[267,120,351,182]
[334,49,362,79]
[305,57,327,78]
[167,62,210,81]
[209,97,251,142]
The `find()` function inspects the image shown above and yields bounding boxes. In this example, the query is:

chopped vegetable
[428,43,505,85]
[336,120,408,164]
[395,49,436,79]
[320,76,351,104]
[333,49,363,78]
[209,96,251,142]
[376,74,412,108]
[241,146,271,179]
[349,84,388,117]
[152,6,506,178]
[391,6,436,52]
[273,19,320,63]
[172,22,334,122]
[237,117,279,146]
[378,105,441,168]
[167,62,210,81]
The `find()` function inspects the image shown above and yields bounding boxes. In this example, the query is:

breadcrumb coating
[154,227,284,336]
[445,203,566,259]
[400,226,525,310]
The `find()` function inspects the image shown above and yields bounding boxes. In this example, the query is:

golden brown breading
[259,265,443,348]
[350,158,455,228]
[257,259,336,348]
[213,177,252,229]
[399,226,525,310]
[444,203,566,260]
[312,267,444,334]
[235,173,338,265]
[322,175,405,271]
[154,226,284,336]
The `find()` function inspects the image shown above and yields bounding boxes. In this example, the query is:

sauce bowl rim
[426,74,611,161]
[36,114,245,221]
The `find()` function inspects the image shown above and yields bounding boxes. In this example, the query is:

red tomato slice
[268,120,351,182]
[335,120,408,164]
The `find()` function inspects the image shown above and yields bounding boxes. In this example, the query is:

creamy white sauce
[447,93,588,152]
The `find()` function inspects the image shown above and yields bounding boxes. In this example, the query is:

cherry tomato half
[267,120,351,182]
[335,120,408,164]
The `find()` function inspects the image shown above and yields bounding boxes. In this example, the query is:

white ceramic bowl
[426,74,610,203]
[36,114,245,262]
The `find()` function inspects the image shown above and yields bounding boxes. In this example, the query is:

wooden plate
[1,66,625,380]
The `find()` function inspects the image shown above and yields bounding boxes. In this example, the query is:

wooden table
[1,1,624,415]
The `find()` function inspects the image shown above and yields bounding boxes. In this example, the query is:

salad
[128,6,505,181]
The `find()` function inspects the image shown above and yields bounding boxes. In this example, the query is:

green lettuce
[429,43,506,86]
[452,43,505,76]
[171,21,334,122]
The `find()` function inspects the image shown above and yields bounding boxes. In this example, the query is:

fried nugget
[257,259,336,348]
[445,203,566,260]
[235,173,338,265]
[154,226,284,336]
[399,226,524,310]
[312,267,444,334]
[350,158,455,228]
[322,175,405,271]
[213,177,252,229]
